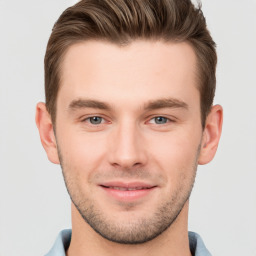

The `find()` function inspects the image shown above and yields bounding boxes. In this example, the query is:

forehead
[58,40,199,110]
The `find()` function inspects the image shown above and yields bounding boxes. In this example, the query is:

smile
[102,186,152,191]
[99,182,157,202]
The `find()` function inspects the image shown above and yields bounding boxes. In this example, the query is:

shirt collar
[45,229,211,256]
[45,229,71,256]
[188,231,212,256]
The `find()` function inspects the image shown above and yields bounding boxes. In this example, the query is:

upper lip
[99,181,156,189]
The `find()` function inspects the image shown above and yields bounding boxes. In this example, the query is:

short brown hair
[45,0,217,127]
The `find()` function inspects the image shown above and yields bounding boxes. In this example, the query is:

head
[45,0,217,128]
[36,0,222,245]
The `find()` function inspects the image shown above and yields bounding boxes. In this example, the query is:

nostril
[108,146,147,168]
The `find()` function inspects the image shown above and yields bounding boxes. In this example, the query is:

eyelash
[82,116,109,125]
[148,116,172,125]
[81,115,174,125]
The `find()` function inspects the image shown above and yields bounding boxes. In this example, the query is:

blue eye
[149,116,169,124]
[154,116,168,124]
[88,116,103,124]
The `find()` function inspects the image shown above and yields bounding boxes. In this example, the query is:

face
[55,40,203,243]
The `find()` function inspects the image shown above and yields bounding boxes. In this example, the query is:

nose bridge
[108,118,146,168]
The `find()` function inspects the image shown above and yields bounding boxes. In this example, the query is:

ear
[35,102,60,164]
[198,105,223,165]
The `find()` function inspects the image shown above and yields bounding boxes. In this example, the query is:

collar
[45,229,211,256]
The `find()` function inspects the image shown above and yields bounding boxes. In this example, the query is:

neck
[66,201,192,256]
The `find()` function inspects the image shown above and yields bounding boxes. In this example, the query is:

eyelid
[78,114,176,125]
[146,115,175,124]
[81,115,110,124]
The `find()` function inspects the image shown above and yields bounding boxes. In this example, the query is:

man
[36,0,223,255]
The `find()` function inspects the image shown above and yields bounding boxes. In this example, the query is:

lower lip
[100,186,156,202]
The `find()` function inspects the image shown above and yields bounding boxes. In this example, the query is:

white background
[0,0,255,255]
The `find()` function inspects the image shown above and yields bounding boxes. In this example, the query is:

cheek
[56,126,108,175]
[145,128,201,178]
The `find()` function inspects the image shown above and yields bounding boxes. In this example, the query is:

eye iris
[155,116,167,124]
[89,116,102,124]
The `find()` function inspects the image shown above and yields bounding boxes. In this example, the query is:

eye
[149,116,169,124]
[85,116,104,125]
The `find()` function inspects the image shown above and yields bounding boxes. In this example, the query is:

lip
[99,181,157,202]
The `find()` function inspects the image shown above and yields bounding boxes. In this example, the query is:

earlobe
[35,102,60,164]
[198,105,223,165]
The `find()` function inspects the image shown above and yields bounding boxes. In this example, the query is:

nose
[108,121,147,169]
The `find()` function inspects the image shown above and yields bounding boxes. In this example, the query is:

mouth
[101,186,153,191]
[99,182,157,202]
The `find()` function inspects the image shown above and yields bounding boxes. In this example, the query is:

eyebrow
[144,98,188,111]
[68,97,188,112]
[68,99,112,111]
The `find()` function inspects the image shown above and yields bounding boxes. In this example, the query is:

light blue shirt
[45,229,211,256]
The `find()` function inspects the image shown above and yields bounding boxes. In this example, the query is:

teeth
[110,186,146,191]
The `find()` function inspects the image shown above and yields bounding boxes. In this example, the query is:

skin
[36,40,223,256]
